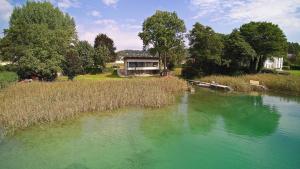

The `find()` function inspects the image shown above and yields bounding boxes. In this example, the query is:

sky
[0,0,300,51]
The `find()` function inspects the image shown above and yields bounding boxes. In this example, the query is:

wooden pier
[188,80,233,91]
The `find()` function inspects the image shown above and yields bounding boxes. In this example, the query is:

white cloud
[56,0,79,9]
[102,0,118,7]
[191,0,300,33]
[94,19,117,25]
[78,19,142,50]
[0,0,13,21]
[87,10,101,17]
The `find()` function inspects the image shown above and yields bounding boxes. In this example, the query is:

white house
[264,57,283,70]
[124,56,160,76]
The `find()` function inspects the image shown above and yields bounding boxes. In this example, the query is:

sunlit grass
[288,70,300,76]
[200,74,300,94]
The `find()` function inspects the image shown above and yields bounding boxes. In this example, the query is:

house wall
[124,58,159,76]
[264,57,283,70]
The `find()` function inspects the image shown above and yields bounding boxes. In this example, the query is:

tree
[187,22,224,75]
[223,29,256,74]
[63,49,82,80]
[94,34,116,62]
[0,1,76,80]
[94,46,110,71]
[139,10,186,72]
[239,22,287,73]
[287,42,300,64]
[76,41,95,73]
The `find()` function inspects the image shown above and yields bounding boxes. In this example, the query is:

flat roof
[124,56,159,60]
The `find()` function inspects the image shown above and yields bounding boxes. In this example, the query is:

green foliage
[139,10,186,71]
[240,22,287,73]
[183,21,288,78]
[187,22,224,75]
[0,1,76,80]
[94,34,116,62]
[290,64,300,70]
[0,71,18,89]
[76,41,95,73]
[94,46,110,69]
[63,49,82,80]
[287,42,300,65]
[223,29,256,74]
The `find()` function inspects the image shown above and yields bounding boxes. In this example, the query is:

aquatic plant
[0,76,187,136]
[201,74,300,94]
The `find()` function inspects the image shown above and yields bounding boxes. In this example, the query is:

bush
[261,68,277,74]
[282,66,290,70]
[181,65,201,79]
[290,65,300,70]
[0,71,18,89]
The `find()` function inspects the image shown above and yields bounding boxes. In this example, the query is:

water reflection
[141,89,280,140]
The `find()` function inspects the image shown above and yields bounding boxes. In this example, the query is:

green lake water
[0,89,300,169]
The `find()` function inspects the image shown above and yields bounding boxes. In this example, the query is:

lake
[0,88,299,169]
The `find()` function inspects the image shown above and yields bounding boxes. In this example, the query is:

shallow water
[0,89,300,169]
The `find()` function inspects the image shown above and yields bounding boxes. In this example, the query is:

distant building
[124,56,160,76]
[264,57,283,70]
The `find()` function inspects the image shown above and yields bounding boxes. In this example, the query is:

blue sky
[1,0,300,50]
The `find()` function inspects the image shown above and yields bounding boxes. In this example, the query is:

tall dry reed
[201,74,300,94]
[0,76,187,136]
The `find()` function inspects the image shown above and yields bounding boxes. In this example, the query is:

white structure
[124,56,160,76]
[264,57,283,70]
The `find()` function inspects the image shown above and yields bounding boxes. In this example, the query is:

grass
[0,71,18,89]
[288,70,300,76]
[200,74,300,94]
[0,76,187,136]
[57,72,120,81]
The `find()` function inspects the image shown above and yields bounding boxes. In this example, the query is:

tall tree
[139,10,186,72]
[223,29,256,74]
[94,46,110,69]
[76,41,94,73]
[239,22,287,73]
[94,34,116,62]
[63,49,82,80]
[188,23,224,75]
[0,1,77,80]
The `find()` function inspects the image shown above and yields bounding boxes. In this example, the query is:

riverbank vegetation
[0,76,187,136]
[201,74,300,94]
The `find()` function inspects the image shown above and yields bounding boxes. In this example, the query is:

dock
[188,80,233,91]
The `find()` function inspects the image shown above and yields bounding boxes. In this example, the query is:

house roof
[123,56,159,60]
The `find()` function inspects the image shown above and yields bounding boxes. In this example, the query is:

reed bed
[201,74,300,94]
[0,76,187,136]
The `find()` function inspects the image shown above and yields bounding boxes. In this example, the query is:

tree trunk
[257,55,265,73]
[164,52,167,71]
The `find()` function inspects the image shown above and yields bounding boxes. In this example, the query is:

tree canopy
[239,22,287,73]
[182,21,288,78]
[0,1,76,80]
[188,22,224,75]
[94,34,116,62]
[139,10,186,71]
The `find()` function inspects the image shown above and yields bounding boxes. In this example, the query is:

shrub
[282,66,290,70]
[290,64,300,70]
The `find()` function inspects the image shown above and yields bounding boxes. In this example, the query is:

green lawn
[57,72,121,81]
[0,71,18,89]
[288,70,300,76]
